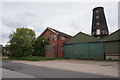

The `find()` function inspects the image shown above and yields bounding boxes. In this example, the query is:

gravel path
[11,60,118,77]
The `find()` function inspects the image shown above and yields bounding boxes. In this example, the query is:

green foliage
[33,37,48,56]
[63,57,69,59]
[9,27,36,57]
[2,57,16,61]
[17,56,56,61]
[106,58,120,62]
[107,58,113,61]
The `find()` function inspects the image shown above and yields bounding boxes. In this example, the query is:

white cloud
[1,2,118,46]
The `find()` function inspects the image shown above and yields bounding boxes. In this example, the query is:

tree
[9,27,36,57]
[33,37,48,56]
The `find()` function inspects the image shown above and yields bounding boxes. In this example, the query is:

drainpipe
[57,35,59,58]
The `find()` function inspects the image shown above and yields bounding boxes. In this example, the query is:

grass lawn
[2,56,119,62]
[2,56,65,61]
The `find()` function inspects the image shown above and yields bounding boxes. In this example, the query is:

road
[11,59,118,77]
[1,60,118,79]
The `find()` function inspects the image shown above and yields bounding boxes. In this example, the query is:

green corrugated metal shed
[100,29,120,54]
[100,29,120,41]
[63,32,104,60]
[64,32,99,44]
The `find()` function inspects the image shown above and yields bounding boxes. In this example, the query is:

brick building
[40,27,72,58]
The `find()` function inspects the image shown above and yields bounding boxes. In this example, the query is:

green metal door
[63,42,104,60]
[63,44,73,58]
[73,43,88,59]
[88,42,104,59]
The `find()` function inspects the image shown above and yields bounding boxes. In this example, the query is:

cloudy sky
[0,0,119,46]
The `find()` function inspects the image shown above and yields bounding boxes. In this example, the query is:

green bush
[63,57,69,59]
[106,58,120,61]
[107,58,112,61]
[8,27,36,57]
[33,37,48,57]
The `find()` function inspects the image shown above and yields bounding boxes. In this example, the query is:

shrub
[8,27,36,57]
[33,37,48,57]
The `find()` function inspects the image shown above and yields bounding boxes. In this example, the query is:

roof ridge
[74,31,99,40]
[47,27,72,37]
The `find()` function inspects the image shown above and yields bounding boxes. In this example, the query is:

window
[96,29,100,35]
[96,16,99,19]
[52,35,57,41]
[96,10,99,13]
[96,22,100,25]
[61,36,65,40]
[46,36,50,41]
[102,31,104,34]
[61,46,63,51]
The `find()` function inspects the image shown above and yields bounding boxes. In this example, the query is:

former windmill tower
[91,7,109,38]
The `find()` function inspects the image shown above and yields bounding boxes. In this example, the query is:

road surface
[2,60,117,78]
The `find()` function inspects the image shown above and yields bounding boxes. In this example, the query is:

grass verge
[2,56,65,61]
[2,56,119,62]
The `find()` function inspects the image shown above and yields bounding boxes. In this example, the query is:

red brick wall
[41,29,70,58]
[57,35,69,58]
[42,29,58,58]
